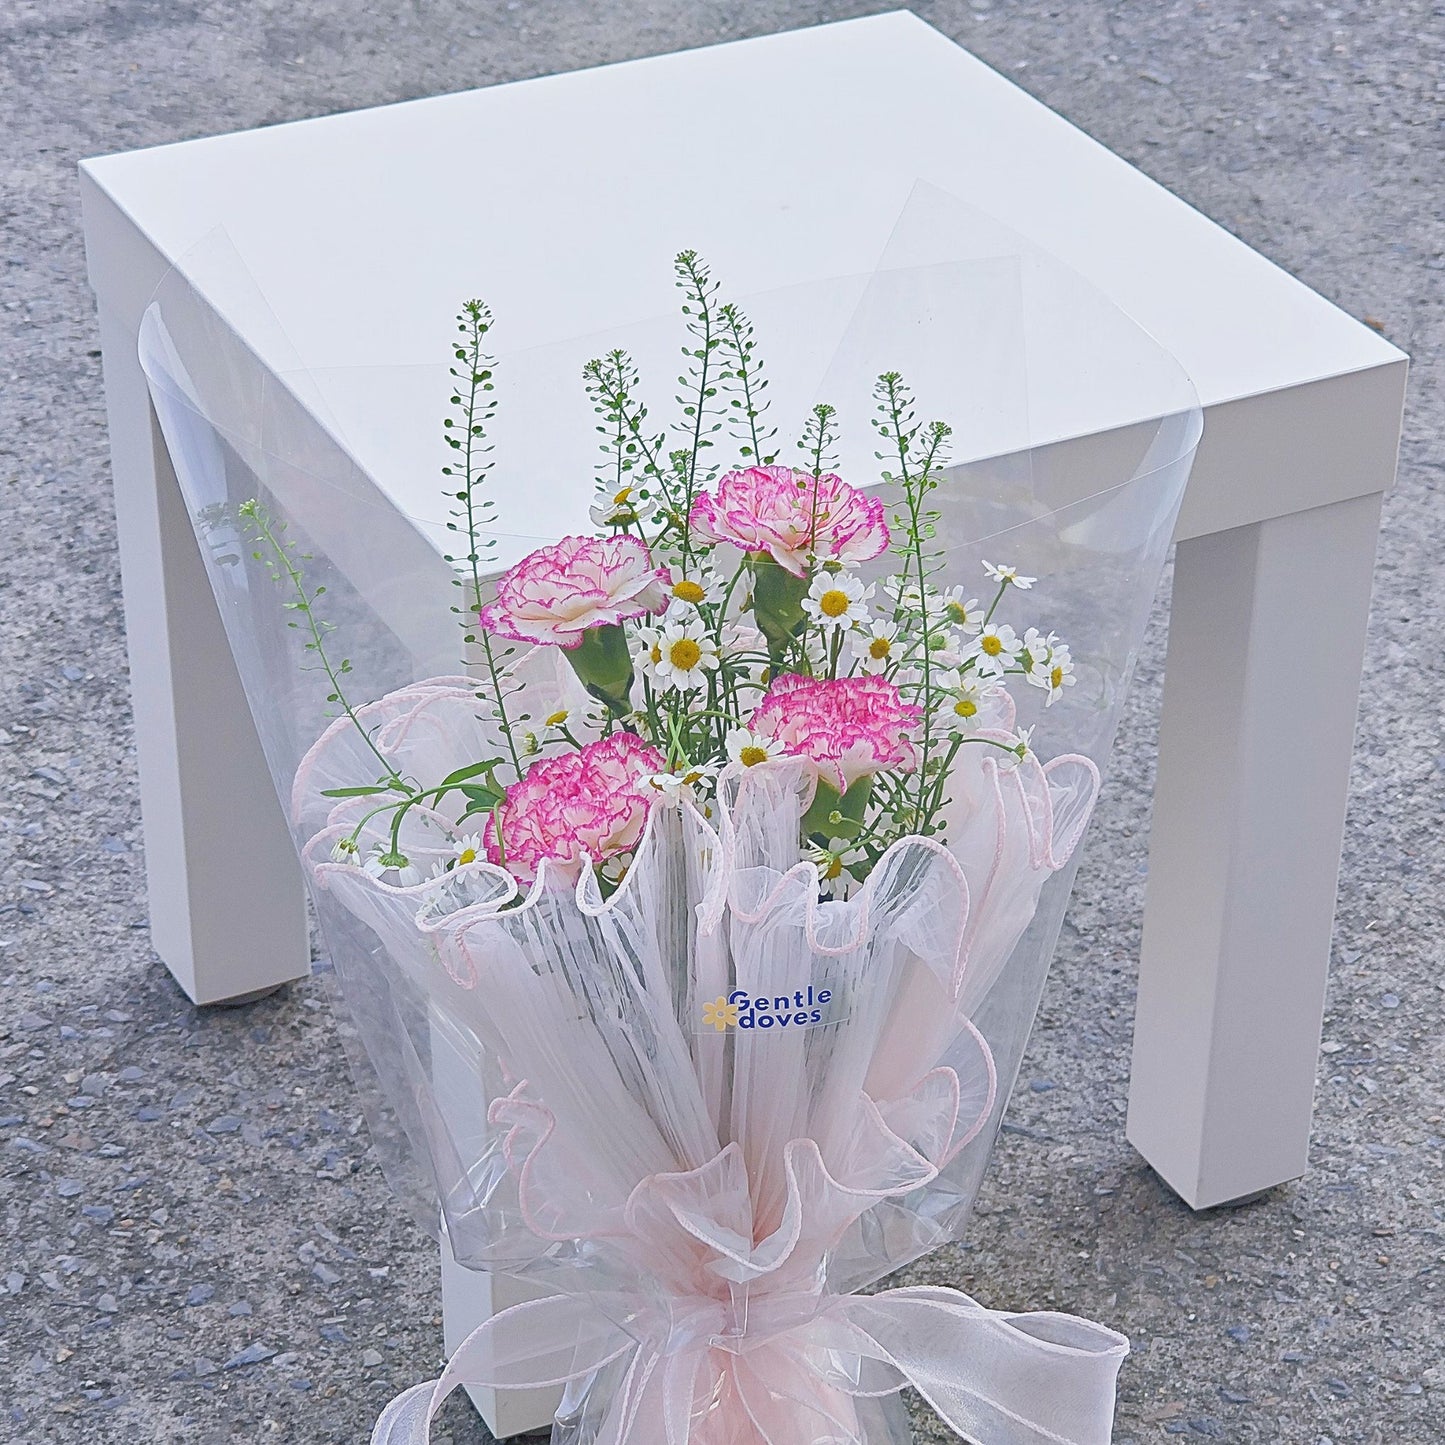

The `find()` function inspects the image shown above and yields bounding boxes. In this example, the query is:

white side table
[81,3,1403,1406]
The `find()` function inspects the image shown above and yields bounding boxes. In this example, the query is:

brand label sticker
[699,986,838,1033]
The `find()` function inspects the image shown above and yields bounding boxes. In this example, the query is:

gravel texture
[1,2,1441,1442]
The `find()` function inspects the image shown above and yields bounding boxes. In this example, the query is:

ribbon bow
[371,1284,1127,1445]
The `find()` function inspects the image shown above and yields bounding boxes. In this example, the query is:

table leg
[1127,492,1382,1209]
[441,1246,564,1437]
[94,295,311,1005]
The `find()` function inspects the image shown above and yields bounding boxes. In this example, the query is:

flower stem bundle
[255,256,1076,896]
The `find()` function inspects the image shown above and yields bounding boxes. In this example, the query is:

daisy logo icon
[701,995,741,1033]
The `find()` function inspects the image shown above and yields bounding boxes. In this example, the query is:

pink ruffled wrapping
[295,678,1111,1444]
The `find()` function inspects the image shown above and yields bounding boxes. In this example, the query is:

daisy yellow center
[545,709,569,727]
[819,588,851,618]
[868,637,891,660]
[669,638,702,670]
[946,601,970,624]
[672,579,706,604]
[822,856,844,881]
[739,745,768,767]
[457,847,477,865]
[1051,665,1064,688]
[954,698,977,718]
[649,644,663,665]
[981,634,1004,656]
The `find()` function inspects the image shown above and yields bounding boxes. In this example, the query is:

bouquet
[139,220,1201,1445]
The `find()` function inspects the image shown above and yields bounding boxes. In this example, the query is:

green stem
[924,735,966,825]
[888,390,934,831]
[712,558,749,643]
[243,502,405,791]
[585,353,677,526]
[981,579,1010,626]
[711,557,751,719]
[722,304,767,463]
[347,767,501,853]
[456,304,493,646]
[478,630,523,779]
[678,252,719,563]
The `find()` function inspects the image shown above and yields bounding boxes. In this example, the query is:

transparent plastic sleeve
[138,186,1201,1445]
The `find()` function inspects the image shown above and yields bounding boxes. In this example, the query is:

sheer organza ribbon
[371,1285,1128,1445]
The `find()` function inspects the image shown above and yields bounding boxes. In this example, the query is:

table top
[83,10,1403,556]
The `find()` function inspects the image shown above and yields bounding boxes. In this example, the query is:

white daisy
[805,837,861,899]
[663,560,718,612]
[969,623,1020,678]
[329,835,362,865]
[725,728,780,769]
[452,832,483,867]
[680,759,721,791]
[927,663,963,694]
[642,759,719,805]
[851,621,900,674]
[1001,725,1035,768]
[630,627,662,680]
[1021,627,1053,667]
[597,851,634,887]
[925,623,977,671]
[802,571,874,632]
[944,676,995,733]
[364,845,422,886]
[427,858,494,910]
[1042,642,1075,705]
[1015,626,1052,686]
[589,484,652,529]
[936,586,983,635]
[884,576,930,614]
[634,616,720,693]
[982,560,1036,590]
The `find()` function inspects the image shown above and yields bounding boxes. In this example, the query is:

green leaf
[437,758,505,789]
[458,783,506,810]
[320,785,392,798]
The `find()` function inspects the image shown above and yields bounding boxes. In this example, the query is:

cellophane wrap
[137,186,1203,1443]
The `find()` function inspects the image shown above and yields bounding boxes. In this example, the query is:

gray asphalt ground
[1,2,1441,1442]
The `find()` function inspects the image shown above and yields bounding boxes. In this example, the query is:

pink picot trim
[484,731,664,883]
[478,533,669,649]
[748,673,923,792]
[687,466,889,578]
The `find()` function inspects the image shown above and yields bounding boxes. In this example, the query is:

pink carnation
[484,732,664,883]
[479,534,669,649]
[688,466,888,578]
[748,674,922,792]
